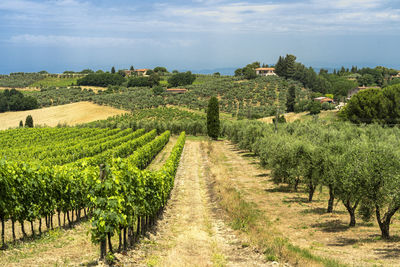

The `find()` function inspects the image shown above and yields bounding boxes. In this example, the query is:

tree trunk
[11,218,16,242]
[308,181,316,202]
[58,212,61,228]
[344,199,359,227]
[123,227,127,251]
[30,221,35,236]
[118,228,122,251]
[1,216,5,249]
[20,221,27,238]
[136,216,141,241]
[376,204,400,239]
[100,238,107,260]
[294,177,300,192]
[128,226,133,246]
[63,212,66,227]
[38,218,42,234]
[50,214,54,229]
[107,232,113,253]
[66,211,71,227]
[327,185,334,213]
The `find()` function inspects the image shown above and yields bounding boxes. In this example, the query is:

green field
[29,77,78,87]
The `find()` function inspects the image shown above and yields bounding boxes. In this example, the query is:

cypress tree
[207,97,220,140]
[275,56,284,77]
[19,120,23,127]
[286,85,296,112]
[25,115,33,128]
[111,66,116,74]
[285,54,297,78]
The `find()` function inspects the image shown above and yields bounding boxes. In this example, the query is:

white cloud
[0,0,400,38]
[9,34,195,48]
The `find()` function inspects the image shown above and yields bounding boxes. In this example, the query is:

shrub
[309,101,321,115]
[321,102,335,110]
[25,115,33,128]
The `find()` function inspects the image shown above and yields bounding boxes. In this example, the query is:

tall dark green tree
[111,66,116,74]
[207,97,220,140]
[285,54,296,78]
[286,85,296,112]
[25,115,33,128]
[275,56,284,76]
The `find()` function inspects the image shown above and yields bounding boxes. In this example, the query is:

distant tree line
[77,73,125,87]
[168,71,196,87]
[0,89,38,113]
[340,84,400,124]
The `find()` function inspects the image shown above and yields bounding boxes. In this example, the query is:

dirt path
[147,136,177,171]
[120,140,270,266]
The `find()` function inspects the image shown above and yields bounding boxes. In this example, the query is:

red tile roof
[255,68,275,71]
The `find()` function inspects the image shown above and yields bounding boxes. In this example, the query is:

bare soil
[0,101,128,130]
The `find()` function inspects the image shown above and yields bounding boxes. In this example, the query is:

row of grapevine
[90,131,185,257]
[222,120,400,239]
[0,127,166,248]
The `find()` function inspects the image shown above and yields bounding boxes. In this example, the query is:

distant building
[167,88,187,94]
[347,86,380,99]
[314,97,334,104]
[123,70,133,76]
[393,72,400,78]
[255,68,277,76]
[134,69,150,76]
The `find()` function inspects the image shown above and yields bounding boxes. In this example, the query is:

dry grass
[0,221,97,267]
[259,110,338,123]
[0,101,128,130]
[0,87,40,91]
[147,137,177,171]
[120,141,269,266]
[209,140,400,267]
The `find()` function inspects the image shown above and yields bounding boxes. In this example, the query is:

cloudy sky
[0,0,399,74]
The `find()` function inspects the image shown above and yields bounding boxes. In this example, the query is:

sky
[0,0,400,74]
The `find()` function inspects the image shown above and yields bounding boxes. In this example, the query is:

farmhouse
[347,86,380,99]
[255,68,277,76]
[123,70,133,76]
[135,69,150,76]
[314,97,334,104]
[393,72,400,78]
[167,88,187,94]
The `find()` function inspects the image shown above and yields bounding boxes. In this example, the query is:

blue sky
[0,0,400,74]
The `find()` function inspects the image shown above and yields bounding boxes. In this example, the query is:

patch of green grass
[287,244,346,267]
[212,253,227,267]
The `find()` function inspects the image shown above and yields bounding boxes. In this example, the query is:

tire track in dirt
[120,140,270,266]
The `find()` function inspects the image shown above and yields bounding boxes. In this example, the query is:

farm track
[120,140,270,266]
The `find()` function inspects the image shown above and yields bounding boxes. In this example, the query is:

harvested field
[0,101,128,130]
[0,87,40,91]
[259,110,338,123]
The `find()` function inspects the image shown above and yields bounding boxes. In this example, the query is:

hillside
[0,101,128,130]
[13,75,310,119]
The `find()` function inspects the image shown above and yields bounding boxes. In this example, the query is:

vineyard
[0,126,186,261]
